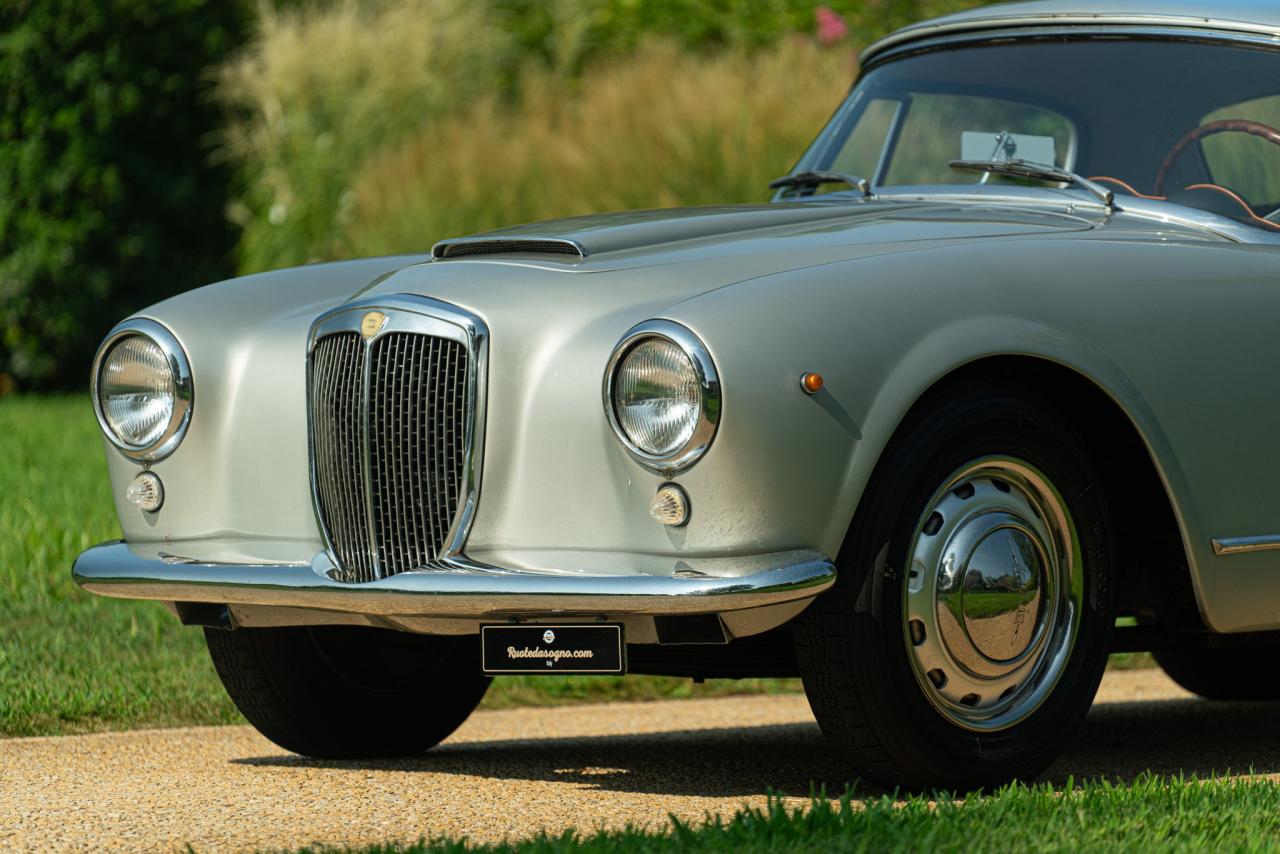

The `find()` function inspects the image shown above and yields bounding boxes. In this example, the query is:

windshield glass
[795,38,1280,231]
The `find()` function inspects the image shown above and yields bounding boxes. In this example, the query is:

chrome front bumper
[73,542,836,641]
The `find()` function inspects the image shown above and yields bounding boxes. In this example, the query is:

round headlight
[92,320,193,462]
[605,320,719,472]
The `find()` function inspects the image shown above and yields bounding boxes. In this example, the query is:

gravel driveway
[4,669,1275,852]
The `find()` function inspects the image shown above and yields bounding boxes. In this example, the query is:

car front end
[72,0,1280,786]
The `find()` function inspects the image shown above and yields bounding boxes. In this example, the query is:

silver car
[75,0,1280,789]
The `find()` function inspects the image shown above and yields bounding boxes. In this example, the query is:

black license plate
[481,624,625,674]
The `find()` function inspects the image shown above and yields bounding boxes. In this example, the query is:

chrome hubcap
[903,456,1083,731]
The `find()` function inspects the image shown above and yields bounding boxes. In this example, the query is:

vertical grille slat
[310,325,472,581]
[431,340,448,549]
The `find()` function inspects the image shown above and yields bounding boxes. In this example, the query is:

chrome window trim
[305,294,490,573]
[603,319,721,475]
[863,21,1280,67]
[90,317,194,463]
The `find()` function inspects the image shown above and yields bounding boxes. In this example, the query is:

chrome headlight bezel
[91,318,194,463]
[603,319,720,474]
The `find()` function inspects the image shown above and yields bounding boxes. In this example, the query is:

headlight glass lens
[614,337,703,456]
[97,335,177,448]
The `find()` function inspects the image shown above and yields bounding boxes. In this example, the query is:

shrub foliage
[0,0,245,388]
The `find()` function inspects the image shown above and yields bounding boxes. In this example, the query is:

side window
[1201,96,1280,209]
[880,94,1074,186]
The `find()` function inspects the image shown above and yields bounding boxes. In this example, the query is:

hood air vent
[432,237,587,261]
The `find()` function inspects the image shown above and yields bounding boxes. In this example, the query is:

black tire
[1154,648,1280,700]
[793,380,1115,791]
[205,625,489,758]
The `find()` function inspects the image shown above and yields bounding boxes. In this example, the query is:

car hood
[428,199,1096,269]
[366,199,1109,315]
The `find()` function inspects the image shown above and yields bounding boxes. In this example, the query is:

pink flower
[815,6,849,45]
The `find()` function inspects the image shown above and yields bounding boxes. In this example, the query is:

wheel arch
[843,353,1206,632]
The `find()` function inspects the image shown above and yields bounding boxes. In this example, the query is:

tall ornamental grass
[216,0,992,274]
[345,39,854,256]
[216,0,515,273]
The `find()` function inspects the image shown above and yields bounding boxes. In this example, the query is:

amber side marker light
[800,372,825,394]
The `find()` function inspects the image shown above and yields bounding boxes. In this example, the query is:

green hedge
[0,0,989,388]
[0,0,247,389]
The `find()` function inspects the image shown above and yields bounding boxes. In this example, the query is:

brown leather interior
[1155,119,1280,196]
[1182,183,1280,230]
[1087,177,1166,201]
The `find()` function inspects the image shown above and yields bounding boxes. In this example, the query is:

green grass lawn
[291,776,1280,853]
[0,395,243,736]
[0,395,797,737]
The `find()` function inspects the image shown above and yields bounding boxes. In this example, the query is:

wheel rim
[902,456,1084,732]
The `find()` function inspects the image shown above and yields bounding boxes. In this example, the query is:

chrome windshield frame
[775,27,1280,243]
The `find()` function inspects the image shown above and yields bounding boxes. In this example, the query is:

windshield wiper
[770,170,871,197]
[949,159,1114,208]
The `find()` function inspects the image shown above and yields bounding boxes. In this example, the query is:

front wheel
[794,382,1115,791]
[205,625,489,758]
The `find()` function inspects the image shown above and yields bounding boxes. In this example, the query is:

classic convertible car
[74,0,1280,789]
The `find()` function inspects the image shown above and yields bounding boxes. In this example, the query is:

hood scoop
[432,237,587,261]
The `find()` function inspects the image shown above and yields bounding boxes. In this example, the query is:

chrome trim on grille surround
[306,294,489,581]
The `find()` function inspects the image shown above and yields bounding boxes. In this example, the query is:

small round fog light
[648,483,690,527]
[126,472,164,512]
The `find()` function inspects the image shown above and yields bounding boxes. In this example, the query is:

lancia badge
[543,629,556,645]
[360,311,388,340]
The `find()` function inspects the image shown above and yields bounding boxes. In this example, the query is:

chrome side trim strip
[1212,536,1280,556]
[72,541,836,618]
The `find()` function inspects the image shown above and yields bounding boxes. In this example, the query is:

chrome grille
[310,327,470,582]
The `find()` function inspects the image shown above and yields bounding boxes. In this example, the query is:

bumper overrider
[73,542,836,642]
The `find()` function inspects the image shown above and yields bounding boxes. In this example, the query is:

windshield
[794,38,1280,231]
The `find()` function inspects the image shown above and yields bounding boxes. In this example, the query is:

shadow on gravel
[1044,697,1280,784]
[234,696,1280,797]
